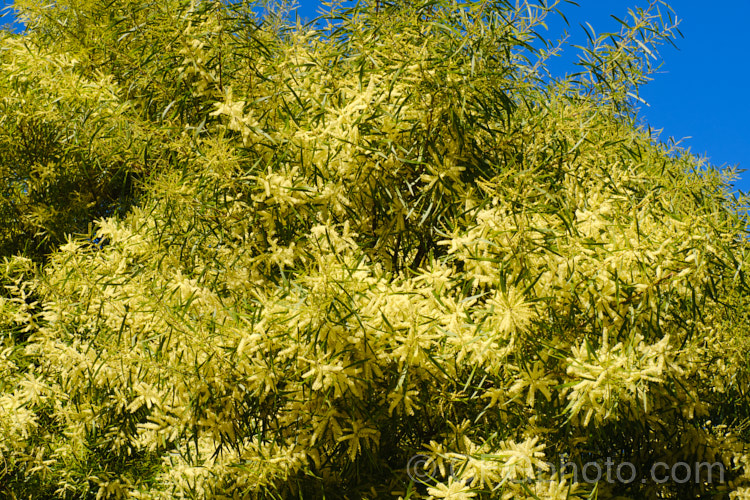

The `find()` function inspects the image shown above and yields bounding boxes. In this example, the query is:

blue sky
[3,0,749,194]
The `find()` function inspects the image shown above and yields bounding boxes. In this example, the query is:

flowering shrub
[1,0,749,498]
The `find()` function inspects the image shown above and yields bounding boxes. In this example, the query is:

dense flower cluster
[1,0,749,498]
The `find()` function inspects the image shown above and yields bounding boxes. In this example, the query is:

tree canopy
[1,0,750,498]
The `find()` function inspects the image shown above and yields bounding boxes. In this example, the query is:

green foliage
[1,0,749,498]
